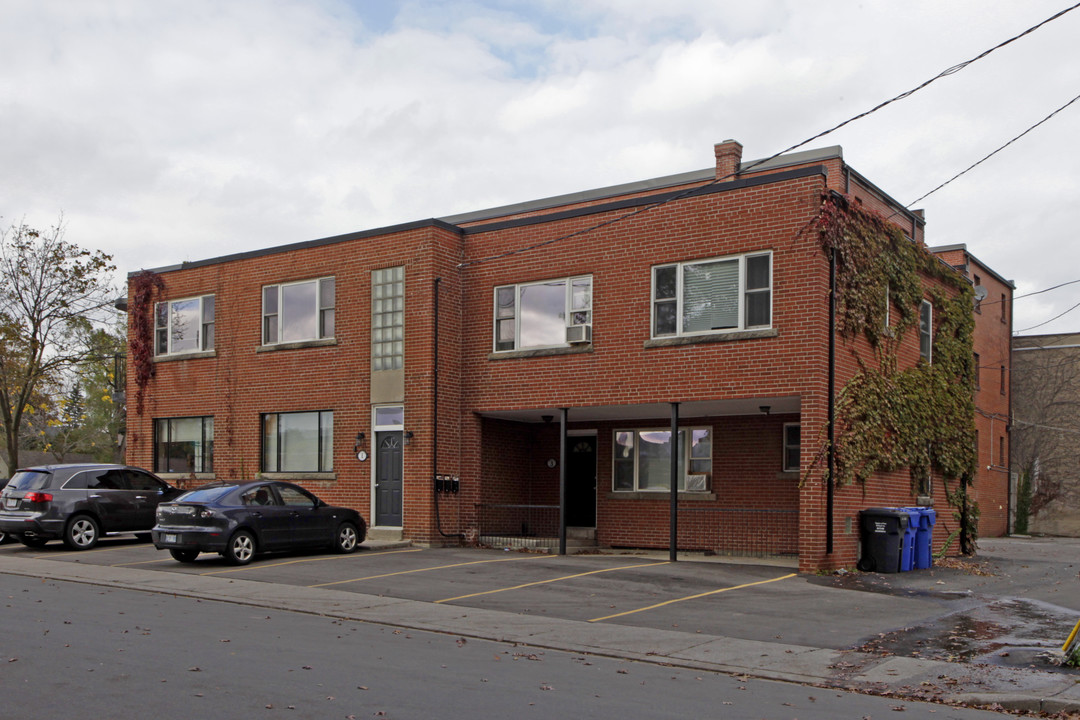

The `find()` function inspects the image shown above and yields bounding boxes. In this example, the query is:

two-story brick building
[126,140,1005,572]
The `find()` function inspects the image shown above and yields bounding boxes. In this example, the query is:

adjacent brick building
[126,140,1009,572]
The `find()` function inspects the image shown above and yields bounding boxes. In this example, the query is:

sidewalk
[2,541,1078,715]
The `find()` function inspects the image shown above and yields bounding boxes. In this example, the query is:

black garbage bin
[857,508,909,573]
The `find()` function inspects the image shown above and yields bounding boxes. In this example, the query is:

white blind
[683,259,738,332]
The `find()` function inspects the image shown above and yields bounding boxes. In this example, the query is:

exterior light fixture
[404,431,414,446]
[759,406,771,415]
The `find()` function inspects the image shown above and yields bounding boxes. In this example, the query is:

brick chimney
[714,139,743,180]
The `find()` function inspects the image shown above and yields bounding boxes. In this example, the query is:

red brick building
[125,140,1006,572]
[929,246,1014,538]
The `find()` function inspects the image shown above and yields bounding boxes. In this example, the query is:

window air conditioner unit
[566,325,592,344]
[685,474,708,492]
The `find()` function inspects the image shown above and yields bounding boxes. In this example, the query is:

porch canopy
[475,395,801,558]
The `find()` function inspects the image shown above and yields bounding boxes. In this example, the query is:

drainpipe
[432,277,463,540]
[827,247,836,555]
[670,402,680,562]
[559,408,567,555]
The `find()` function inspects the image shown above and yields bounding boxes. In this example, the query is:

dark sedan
[151,480,366,565]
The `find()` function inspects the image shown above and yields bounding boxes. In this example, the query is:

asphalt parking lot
[4,535,1076,657]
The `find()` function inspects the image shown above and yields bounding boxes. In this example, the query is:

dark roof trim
[928,243,1015,289]
[132,218,462,276]
[460,165,828,236]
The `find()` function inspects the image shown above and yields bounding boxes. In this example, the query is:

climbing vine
[807,192,979,547]
[129,270,164,415]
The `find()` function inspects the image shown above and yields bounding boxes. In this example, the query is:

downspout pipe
[827,246,836,555]
[432,277,464,540]
[559,408,567,555]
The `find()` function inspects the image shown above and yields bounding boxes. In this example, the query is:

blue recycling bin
[898,508,920,572]
[912,507,936,569]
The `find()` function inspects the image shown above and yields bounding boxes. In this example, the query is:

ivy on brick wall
[808,192,979,549]
[129,270,164,416]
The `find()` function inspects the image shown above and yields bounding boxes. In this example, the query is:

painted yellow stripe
[35,543,144,560]
[200,548,422,576]
[589,573,797,622]
[111,558,178,567]
[308,554,548,588]
[435,561,670,603]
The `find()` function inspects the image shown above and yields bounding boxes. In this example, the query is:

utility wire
[457,1,1080,269]
[1016,298,1080,333]
[907,91,1080,208]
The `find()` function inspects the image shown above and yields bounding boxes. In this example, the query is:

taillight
[24,492,53,503]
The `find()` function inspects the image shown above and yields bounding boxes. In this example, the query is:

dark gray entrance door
[566,436,597,527]
[375,431,403,526]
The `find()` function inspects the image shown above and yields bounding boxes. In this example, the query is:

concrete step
[367,527,404,542]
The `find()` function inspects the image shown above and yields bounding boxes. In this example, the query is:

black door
[375,431,403,526]
[566,436,597,527]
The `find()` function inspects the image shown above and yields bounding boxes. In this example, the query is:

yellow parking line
[308,554,548,588]
[112,558,177,567]
[589,573,798,622]
[35,543,144,560]
[435,561,670,603]
[200,548,423,576]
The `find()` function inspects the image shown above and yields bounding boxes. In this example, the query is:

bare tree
[0,217,115,471]
[1011,339,1080,532]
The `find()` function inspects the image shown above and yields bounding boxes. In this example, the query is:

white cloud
[1,0,1079,333]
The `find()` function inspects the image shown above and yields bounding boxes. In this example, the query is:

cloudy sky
[2,0,1078,334]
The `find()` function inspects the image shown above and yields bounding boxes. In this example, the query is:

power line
[1016,298,1080,333]
[457,3,1080,269]
[908,91,1080,208]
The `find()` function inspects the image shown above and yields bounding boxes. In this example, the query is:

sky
[2,0,1078,335]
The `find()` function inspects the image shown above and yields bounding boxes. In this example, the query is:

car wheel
[169,548,200,563]
[223,530,255,565]
[63,515,100,550]
[334,521,360,553]
[18,535,49,548]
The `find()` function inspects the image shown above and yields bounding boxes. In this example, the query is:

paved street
[3,574,1014,720]
[1,535,1079,715]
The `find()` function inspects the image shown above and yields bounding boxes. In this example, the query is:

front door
[566,436,597,527]
[375,431,403,526]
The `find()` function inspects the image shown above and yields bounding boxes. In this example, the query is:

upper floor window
[652,252,771,338]
[262,278,334,345]
[613,427,712,492]
[372,266,404,370]
[919,300,933,362]
[494,275,592,351]
[973,275,982,313]
[155,416,214,473]
[155,295,214,355]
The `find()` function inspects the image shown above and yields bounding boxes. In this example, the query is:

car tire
[334,521,360,554]
[0,530,7,544]
[18,535,49,548]
[223,530,255,566]
[63,515,100,550]
[169,548,200,563]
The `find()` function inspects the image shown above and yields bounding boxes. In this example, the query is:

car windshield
[6,471,51,491]
[176,485,236,503]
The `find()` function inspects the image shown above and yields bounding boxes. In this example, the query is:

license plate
[3,498,16,509]
[163,533,178,544]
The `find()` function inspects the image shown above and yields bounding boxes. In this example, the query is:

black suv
[0,464,180,550]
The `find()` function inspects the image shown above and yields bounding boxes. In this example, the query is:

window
[262,278,335,345]
[973,352,980,389]
[494,275,592,351]
[154,295,214,355]
[783,423,801,472]
[652,252,770,338]
[372,267,404,370]
[262,411,333,472]
[1000,365,1007,395]
[919,300,932,362]
[973,275,982,313]
[155,417,214,473]
[999,436,1006,466]
[612,427,711,492]
[1000,293,1007,323]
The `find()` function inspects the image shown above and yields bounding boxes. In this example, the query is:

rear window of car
[177,485,236,503]
[6,471,52,491]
